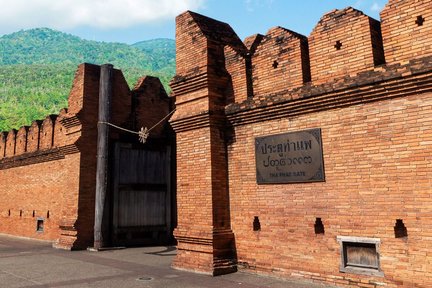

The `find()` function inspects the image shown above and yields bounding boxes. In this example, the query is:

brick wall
[0,154,80,241]
[252,27,310,96]
[309,7,384,85]
[381,0,432,64]
[227,88,432,288]
[0,132,6,158]
[171,0,432,286]
[5,129,16,157]
[0,63,171,249]
[133,76,171,138]
[170,11,240,275]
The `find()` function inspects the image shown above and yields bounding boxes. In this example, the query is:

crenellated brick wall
[252,27,310,96]
[170,0,432,287]
[309,7,385,85]
[381,0,432,64]
[1,0,431,285]
[0,63,172,249]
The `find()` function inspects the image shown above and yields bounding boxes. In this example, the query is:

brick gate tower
[169,11,248,275]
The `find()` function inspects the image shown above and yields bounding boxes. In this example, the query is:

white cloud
[370,2,382,12]
[354,0,366,8]
[245,0,254,12]
[0,0,205,34]
[244,0,274,13]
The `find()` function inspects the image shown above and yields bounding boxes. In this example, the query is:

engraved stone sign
[255,128,325,184]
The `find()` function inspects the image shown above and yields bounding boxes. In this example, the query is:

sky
[0,0,388,44]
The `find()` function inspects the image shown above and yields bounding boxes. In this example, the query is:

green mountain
[0,28,175,131]
[132,38,176,70]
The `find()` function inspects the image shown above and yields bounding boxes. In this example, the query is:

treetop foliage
[0,28,175,131]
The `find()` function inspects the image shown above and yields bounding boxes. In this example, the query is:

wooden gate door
[111,143,172,246]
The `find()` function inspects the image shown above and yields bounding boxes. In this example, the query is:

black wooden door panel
[112,143,171,246]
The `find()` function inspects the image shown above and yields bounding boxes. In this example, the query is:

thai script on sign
[255,129,325,184]
[260,140,312,154]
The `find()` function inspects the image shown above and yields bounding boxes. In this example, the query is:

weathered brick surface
[15,126,28,155]
[224,44,250,104]
[171,0,432,286]
[0,62,172,249]
[381,0,432,64]
[227,90,432,287]
[252,27,310,96]
[133,76,171,138]
[309,7,384,85]
[39,115,56,150]
[54,109,67,147]
[171,11,238,275]
[0,132,6,159]
[5,129,16,157]
[0,154,80,241]
[27,120,42,152]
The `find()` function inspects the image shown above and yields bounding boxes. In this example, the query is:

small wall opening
[8,209,10,216]
[36,218,44,232]
[253,216,261,231]
[32,210,35,217]
[334,40,342,50]
[394,219,408,238]
[20,210,22,217]
[337,236,383,277]
[314,218,325,234]
[415,15,425,26]
[272,60,279,69]
[47,210,50,218]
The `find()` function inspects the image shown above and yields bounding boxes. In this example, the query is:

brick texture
[171,0,432,286]
[170,11,238,275]
[381,0,432,64]
[1,0,432,286]
[309,7,384,85]
[252,27,310,96]
[0,132,6,158]
[0,63,172,250]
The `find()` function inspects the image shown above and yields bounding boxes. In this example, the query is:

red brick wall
[27,121,42,152]
[227,90,432,288]
[0,65,90,246]
[171,0,432,286]
[252,27,310,96]
[171,11,241,275]
[174,12,210,77]
[133,76,170,138]
[0,62,172,249]
[224,45,250,104]
[0,132,6,158]
[0,154,80,241]
[5,129,16,157]
[39,115,56,150]
[309,7,384,85]
[54,110,67,147]
[15,126,28,154]
[381,0,432,64]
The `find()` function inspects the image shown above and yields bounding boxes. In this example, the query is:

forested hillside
[0,28,175,131]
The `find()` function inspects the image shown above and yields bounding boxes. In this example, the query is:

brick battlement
[170,0,432,286]
[226,54,432,125]
[0,64,170,166]
[0,63,171,249]
[171,0,431,107]
[0,112,68,163]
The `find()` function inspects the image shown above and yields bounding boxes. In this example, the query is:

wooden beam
[94,64,113,250]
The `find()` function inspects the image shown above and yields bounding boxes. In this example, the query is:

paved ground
[0,234,338,288]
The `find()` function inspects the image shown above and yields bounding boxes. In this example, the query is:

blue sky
[0,0,388,44]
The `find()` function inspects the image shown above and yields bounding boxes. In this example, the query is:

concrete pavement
[0,234,338,288]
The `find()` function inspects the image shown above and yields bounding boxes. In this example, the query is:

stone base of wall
[172,228,237,276]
